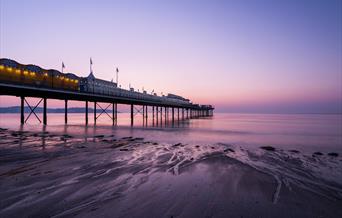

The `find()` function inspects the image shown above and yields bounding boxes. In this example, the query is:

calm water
[0,113,341,153]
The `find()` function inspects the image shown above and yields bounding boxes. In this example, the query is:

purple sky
[0,0,341,113]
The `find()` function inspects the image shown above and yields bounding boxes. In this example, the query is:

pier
[0,59,214,126]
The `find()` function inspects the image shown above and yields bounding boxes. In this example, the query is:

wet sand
[0,128,342,218]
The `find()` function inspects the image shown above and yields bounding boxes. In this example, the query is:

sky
[0,0,341,113]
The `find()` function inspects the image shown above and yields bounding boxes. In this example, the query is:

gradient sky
[0,0,341,113]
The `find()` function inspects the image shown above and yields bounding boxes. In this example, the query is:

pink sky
[0,0,341,113]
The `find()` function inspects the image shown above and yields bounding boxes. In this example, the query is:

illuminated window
[65,78,69,81]
[30,72,36,76]
[23,71,29,75]
[7,67,13,72]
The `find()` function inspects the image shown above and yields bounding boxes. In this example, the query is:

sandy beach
[0,127,341,218]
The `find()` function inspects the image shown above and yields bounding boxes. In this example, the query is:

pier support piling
[85,101,88,125]
[156,106,159,125]
[65,100,68,124]
[43,98,47,125]
[112,102,116,126]
[131,104,134,126]
[20,96,24,124]
[172,107,175,124]
[152,106,155,125]
[94,101,97,125]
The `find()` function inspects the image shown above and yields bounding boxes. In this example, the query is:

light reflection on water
[0,112,341,152]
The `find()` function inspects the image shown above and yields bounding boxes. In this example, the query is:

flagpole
[90,58,92,73]
[116,68,118,85]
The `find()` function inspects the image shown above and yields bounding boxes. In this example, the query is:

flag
[62,62,65,69]
[116,67,119,73]
[90,58,93,65]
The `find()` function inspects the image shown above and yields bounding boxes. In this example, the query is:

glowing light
[75,80,78,83]
[15,69,21,74]
[0,65,4,70]
[23,71,28,75]
[65,78,69,82]
[30,72,36,76]
[44,73,48,77]
[7,67,12,72]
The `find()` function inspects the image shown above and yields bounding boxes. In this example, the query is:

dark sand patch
[328,152,339,157]
[260,146,276,151]
[313,152,323,156]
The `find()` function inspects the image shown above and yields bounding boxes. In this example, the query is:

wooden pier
[0,82,214,126]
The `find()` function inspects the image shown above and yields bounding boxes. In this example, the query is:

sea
[0,112,341,154]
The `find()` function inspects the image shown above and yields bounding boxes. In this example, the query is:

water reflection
[0,113,340,153]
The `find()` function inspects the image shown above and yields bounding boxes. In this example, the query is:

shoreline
[0,128,342,217]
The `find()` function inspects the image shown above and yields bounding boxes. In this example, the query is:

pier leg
[20,96,24,124]
[165,107,167,125]
[142,105,145,126]
[156,106,158,125]
[43,98,47,125]
[65,100,68,124]
[152,106,155,125]
[177,108,179,121]
[172,107,174,125]
[112,102,116,126]
[131,104,134,126]
[85,101,88,125]
[145,106,148,123]
[115,103,118,124]
[94,102,97,125]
